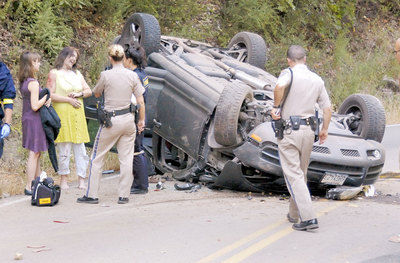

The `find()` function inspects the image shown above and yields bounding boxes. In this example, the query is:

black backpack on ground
[31,177,61,206]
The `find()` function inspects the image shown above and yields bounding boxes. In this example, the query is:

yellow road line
[196,220,286,263]
[221,202,345,263]
[380,174,400,179]
[222,227,293,263]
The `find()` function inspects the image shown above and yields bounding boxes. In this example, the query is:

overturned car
[85,13,386,193]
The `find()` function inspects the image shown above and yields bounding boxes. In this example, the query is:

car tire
[227,32,267,69]
[338,94,386,142]
[120,13,161,56]
[214,85,254,146]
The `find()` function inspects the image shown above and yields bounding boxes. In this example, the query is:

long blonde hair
[18,51,41,84]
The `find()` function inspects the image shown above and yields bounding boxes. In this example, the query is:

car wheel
[338,94,386,142]
[226,32,267,69]
[120,13,161,56]
[152,133,196,173]
[214,85,254,146]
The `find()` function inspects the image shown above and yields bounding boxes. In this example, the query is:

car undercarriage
[85,13,386,194]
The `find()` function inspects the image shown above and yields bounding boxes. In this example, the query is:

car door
[149,53,219,159]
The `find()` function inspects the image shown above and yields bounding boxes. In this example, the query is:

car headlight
[367,149,381,159]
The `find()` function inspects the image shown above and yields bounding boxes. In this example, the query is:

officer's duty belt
[299,117,315,126]
[107,107,131,117]
[287,116,317,131]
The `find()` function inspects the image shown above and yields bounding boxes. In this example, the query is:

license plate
[321,172,348,185]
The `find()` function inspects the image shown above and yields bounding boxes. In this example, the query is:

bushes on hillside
[219,0,356,46]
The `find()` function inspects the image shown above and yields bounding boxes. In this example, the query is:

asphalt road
[1,175,400,263]
[382,124,400,173]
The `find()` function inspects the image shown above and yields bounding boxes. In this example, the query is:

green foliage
[91,0,131,27]
[219,0,356,48]
[320,23,399,111]
[123,0,215,40]
[377,0,400,17]
[29,3,73,57]
[80,31,113,85]
[219,0,291,44]
[2,0,71,56]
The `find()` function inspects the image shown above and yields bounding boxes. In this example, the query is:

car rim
[226,43,248,62]
[238,99,252,139]
[129,22,141,43]
[345,106,363,135]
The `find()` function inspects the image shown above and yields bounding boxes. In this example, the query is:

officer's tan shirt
[276,64,331,119]
[94,64,145,111]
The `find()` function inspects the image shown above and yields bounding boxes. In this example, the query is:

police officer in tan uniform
[77,44,145,204]
[271,45,332,231]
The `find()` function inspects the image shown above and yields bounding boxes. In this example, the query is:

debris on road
[149,174,167,184]
[246,192,253,200]
[187,184,201,193]
[26,245,52,253]
[363,185,375,197]
[26,245,46,249]
[32,248,51,253]
[174,183,198,191]
[14,253,23,260]
[326,186,363,200]
[389,234,400,243]
[199,172,217,184]
[156,182,166,190]
[53,220,69,224]
[279,194,289,200]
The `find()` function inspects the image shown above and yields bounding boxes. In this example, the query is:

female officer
[124,45,149,194]
[77,44,145,204]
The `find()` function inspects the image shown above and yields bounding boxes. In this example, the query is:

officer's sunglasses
[393,50,400,54]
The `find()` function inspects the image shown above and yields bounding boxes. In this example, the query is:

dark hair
[54,47,80,72]
[124,44,147,68]
[18,51,41,84]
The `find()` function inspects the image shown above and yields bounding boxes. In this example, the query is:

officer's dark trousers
[131,132,149,190]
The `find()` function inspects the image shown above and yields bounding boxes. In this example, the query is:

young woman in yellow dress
[47,47,92,189]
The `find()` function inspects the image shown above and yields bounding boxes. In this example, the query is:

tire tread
[338,94,386,142]
[214,85,253,146]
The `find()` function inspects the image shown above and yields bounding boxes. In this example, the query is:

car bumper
[234,135,385,188]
